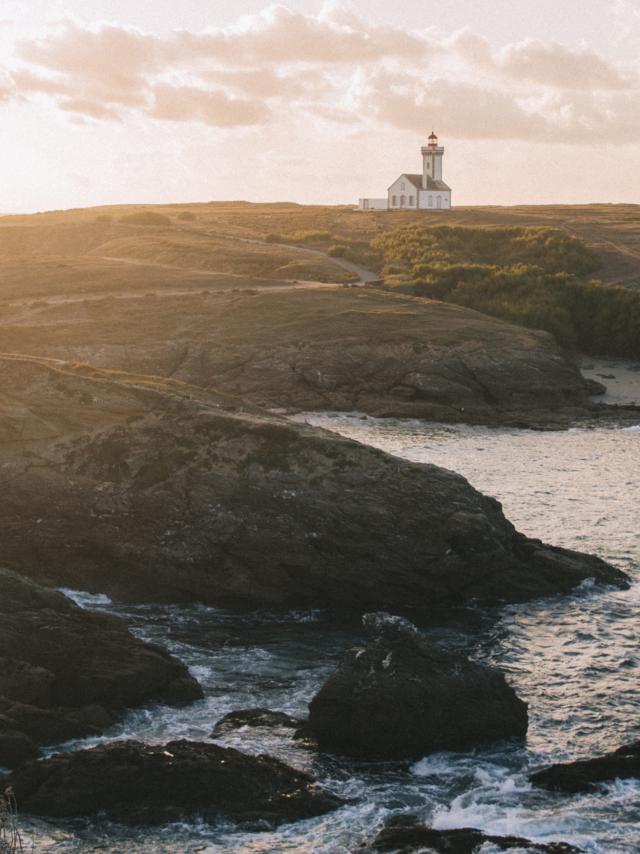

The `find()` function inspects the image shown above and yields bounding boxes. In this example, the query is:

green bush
[120,211,171,226]
[373,224,640,357]
[328,244,349,257]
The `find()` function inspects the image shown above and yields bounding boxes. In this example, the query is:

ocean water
[22,416,640,853]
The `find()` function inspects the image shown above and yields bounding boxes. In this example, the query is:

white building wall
[358,198,388,210]
[418,190,452,210]
[387,176,419,210]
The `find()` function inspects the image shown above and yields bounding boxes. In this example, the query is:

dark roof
[404,174,424,190]
[388,174,451,192]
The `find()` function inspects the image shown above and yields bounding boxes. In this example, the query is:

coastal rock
[307,613,528,759]
[6,284,610,428]
[530,742,640,793]
[361,814,582,853]
[3,739,344,825]
[0,569,203,767]
[0,727,40,768]
[211,708,301,738]
[0,356,627,608]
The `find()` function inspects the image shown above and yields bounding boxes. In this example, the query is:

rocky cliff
[0,286,609,427]
[0,354,627,607]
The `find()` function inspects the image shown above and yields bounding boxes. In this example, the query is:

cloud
[150,83,271,127]
[0,69,14,101]
[58,97,122,120]
[2,4,639,142]
[499,40,631,90]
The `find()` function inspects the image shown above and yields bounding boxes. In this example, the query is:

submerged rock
[307,613,528,759]
[0,569,203,768]
[0,357,627,608]
[211,708,301,738]
[530,742,640,793]
[361,814,582,853]
[3,739,344,825]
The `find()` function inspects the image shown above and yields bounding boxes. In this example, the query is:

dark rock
[211,708,301,738]
[0,658,55,707]
[0,569,202,711]
[530,741,640,793]
[0,725,40,768]
[0,358,627,610]
[362,814,582,853]
[307,613,528,759]
[3,739,344,825]
[0,700,111,744]
[584,378,606,395]
[0,569,203,767]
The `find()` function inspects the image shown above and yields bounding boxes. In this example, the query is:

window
[400,182,406,191]
[436,196,442,209]
[428,196,433,207]
[392,195,397,206]
[400,194,406,207]
[409,195,415,206]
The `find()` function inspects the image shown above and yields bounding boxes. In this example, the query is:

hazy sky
[2,0,640,212]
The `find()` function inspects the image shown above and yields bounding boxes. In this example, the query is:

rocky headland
[0,285,621,428]
[0,354,627,608]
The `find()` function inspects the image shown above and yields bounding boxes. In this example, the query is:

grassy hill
[0,201,639,362]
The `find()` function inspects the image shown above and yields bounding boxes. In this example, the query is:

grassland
[0,201,638,367]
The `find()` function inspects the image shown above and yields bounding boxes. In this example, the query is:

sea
[22,412,640,853]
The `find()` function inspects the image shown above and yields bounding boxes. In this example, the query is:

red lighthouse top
[428,131,438,148]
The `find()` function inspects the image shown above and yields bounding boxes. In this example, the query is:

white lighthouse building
[358,132,452,211]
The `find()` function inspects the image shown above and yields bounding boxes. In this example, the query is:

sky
[1,0,640,212]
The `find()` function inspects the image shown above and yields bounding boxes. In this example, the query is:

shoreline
[579,355,640,408]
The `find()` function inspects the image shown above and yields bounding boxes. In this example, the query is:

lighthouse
[422,131,444,187]
[358,132,452,211]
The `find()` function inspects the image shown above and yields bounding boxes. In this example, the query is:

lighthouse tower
[421,131,444,188]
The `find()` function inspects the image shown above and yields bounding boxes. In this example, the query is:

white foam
[58,587,112,608]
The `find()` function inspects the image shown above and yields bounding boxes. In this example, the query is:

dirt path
[200,230,380,283]
[0,231,379,312]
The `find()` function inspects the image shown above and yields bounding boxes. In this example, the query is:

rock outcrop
[307,613,528,759]
[361,814,582,853]
[3,286,609,428]
[3,739,343,825]
[0,356,627,607]
[0,569,202,768]
[530,742,640,793]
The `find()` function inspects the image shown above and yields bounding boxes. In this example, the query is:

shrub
[373,224,640,357]
[0,787,25,853]
[177,211,196,221]
[328,244,349,257]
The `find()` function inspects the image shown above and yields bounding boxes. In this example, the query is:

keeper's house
[358,132,452,211]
